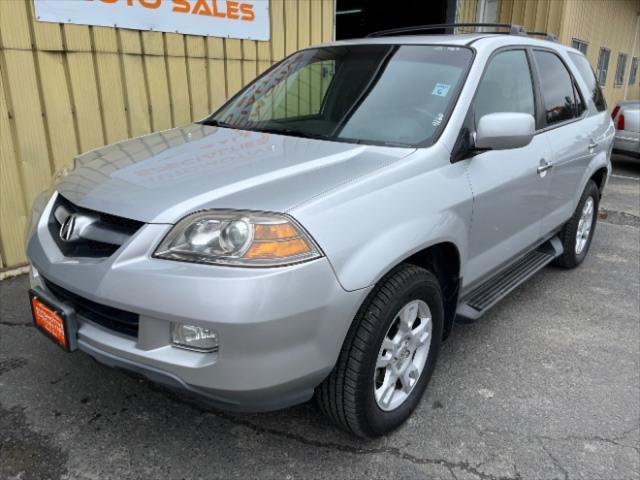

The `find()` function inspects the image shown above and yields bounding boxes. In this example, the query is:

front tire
[554,180,600,269]
[316,264,444,438]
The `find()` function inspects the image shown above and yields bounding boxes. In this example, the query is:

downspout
[624,13,640,100]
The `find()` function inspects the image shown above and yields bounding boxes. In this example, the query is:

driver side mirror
[474,113,535,150]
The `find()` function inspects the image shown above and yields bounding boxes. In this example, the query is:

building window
[571,38,588,55]
[630,57,638,85]
[596,47,611,86]
[614,53,628,87]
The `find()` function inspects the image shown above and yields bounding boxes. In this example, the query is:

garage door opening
[335,0,455,40]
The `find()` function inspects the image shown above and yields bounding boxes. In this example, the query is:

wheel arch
[589,166,608,197]
[403,242,462,340]
[351,241,462,342]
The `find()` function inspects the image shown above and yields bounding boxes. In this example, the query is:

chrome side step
[456,236,563,322]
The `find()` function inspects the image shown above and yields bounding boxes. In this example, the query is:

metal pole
[624,14,640,100]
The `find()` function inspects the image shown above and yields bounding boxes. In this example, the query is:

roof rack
[527,31,559,42]
[366,23,527,38]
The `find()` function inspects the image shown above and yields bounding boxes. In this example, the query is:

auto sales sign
[34,0,270,41]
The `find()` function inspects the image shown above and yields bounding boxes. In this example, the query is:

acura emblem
[59,215,77,242]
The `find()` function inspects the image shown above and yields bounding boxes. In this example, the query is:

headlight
[153,210,322,267]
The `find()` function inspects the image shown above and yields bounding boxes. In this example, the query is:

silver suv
[26,25,614,437]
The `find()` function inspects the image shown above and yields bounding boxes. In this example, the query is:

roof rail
[527,31,559,42]
[366,23,527,38]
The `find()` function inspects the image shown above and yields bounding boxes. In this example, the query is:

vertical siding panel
[510,0,526,25]
[93,27,119,53]
[522,0,537,30]
[546,0,564,37]
[188,56,209,120]
[311,0,323,45]
[226,59,244,98]
[63,25,92,52]
[257,32,272,73]
[498,0,514,24]
[321,0,334,41]
[121,54,152,137]
[208,59,228,110]
[534,0,549,33]
[298,0,311,49]
[285,0,299,55]
[66,52,105,152]
[144,55,173,131]
[242,40,258,86]
[141,31,164,56]
[2,50,52,202]
[165,34,191,126]
[207,37,227,109]
[0,71,28,266]
[142,31,171,131]
[186,37,209,119]
[36,52,78,170]
[28,1,64,52]
[119,29,143,55]
[94,53,129,143]
[225,39,244,97]
[298,0,311,115]
[270,0,286,61]
[0,0,32,50]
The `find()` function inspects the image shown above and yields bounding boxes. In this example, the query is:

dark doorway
[335,0,454,40]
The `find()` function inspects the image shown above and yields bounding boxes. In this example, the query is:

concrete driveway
[1,155,638,480]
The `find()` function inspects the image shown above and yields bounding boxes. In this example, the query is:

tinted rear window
[569,52,607,112]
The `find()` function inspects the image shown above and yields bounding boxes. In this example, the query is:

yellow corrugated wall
[456,0,640,105]
[0,0,335,270]
[559,0,640,107]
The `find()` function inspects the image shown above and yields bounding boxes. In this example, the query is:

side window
[533,50,580,125]
[473,50,535,126]
[569,52,607,112]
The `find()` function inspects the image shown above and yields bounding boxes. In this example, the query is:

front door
[463,48,552,288]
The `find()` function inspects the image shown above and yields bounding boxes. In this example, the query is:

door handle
[537,159,553,174]
[588,141,598,150]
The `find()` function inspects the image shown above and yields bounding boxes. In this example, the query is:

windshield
[204,44,473,147]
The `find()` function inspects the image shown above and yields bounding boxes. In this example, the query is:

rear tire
[554,180,599,268]
[316,264,444,438]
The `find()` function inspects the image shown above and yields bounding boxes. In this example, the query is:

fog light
[170,323,219,353]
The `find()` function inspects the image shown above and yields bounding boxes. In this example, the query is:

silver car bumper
[27,196,369,411]
[613,129,640,157]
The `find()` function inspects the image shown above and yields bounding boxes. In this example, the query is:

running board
[456,237,563,322]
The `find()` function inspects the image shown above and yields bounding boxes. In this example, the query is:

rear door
[464,48,553,287]
[531,49,608,234]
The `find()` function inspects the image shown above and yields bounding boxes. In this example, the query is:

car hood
[57,124,415,223]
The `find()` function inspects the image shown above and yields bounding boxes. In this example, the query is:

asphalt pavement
[1,154,638,480]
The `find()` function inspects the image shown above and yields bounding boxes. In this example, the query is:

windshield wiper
[199,118,236,128]
[200,121,327,141]
[252,127,334,141]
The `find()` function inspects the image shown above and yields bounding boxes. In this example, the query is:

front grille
[48,194,144,258]
[43,278,139,338]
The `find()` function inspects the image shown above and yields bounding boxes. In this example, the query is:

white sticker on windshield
[432,83,450,97]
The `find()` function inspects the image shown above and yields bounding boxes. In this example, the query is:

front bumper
[27,194,370,411]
